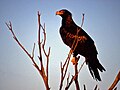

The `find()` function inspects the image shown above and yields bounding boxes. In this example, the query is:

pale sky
[0,0,120,90]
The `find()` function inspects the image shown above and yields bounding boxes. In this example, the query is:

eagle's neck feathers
[62,15,76,27]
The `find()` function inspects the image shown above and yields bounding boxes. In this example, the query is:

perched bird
[56,9,105,81]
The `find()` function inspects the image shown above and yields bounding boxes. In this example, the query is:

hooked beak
[56,11,63,15]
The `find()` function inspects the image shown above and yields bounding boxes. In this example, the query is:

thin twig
[65,60,85,90]
[74,58,80,90]
[32,43,35,58]
[5,22,38,67]
[65,57,80,90]
[108,70,120,90]
[83,84,86,90]
[81,13,84,27]
[66,73,70,87]
[94,85,98,90]
[38,11,43,62]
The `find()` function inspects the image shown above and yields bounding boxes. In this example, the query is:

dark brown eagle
[56,9,105,81]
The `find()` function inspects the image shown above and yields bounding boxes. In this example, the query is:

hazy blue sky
[0,0,120,90]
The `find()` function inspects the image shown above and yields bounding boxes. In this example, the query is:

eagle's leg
[71,52,80,65]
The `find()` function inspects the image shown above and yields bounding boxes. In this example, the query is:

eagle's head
[56,9,72,18]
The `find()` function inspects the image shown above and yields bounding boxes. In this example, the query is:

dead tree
[6,11,119,90]
[6,11,50,90]
[6,11,85,90]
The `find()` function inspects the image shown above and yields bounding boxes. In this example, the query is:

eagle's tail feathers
[86,57,105,81]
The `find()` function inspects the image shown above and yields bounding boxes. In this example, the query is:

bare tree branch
[5,22,38,67]
[94,85,98,90]
[65,56,80,90]
[37,11,50,90]
[32,43,35,58]
[108,70,120,90]
[6,11,50,90]
[74,57,80,90]
[83,84,86,90]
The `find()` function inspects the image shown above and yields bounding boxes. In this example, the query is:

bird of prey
[56,9,105,81]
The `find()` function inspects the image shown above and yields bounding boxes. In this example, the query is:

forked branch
[6,11,51,90]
